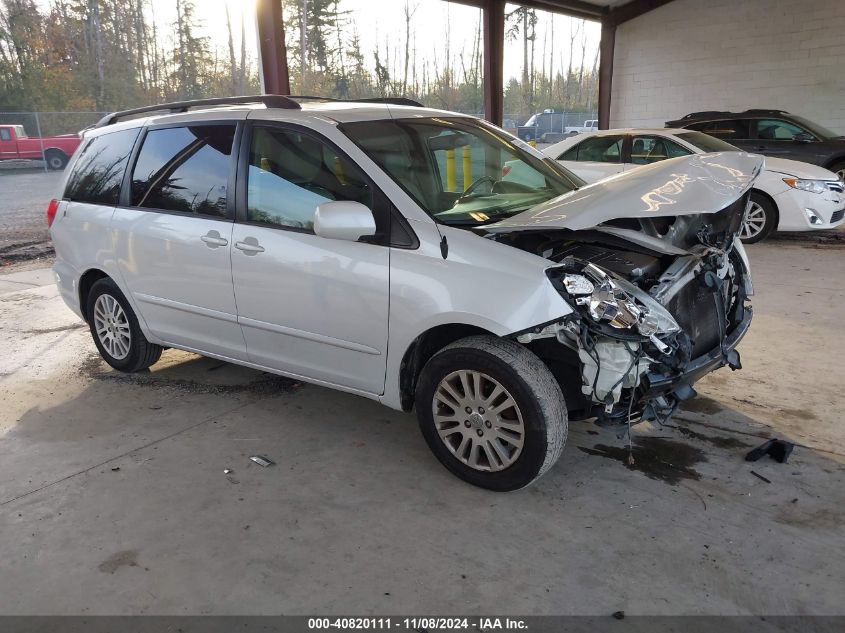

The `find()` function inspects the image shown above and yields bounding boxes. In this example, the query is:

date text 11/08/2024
[307,617,529,630]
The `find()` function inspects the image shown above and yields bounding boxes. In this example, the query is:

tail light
[501,165,512,177]
[46,199,59,227]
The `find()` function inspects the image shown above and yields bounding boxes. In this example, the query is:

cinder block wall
[610,0,845,133]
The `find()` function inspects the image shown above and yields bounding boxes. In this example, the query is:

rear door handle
[235,238,265,255]
[201,231,228,248]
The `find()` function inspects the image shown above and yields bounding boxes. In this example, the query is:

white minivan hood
[486,152,764,233]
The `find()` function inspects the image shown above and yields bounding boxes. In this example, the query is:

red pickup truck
[0,124,81,170]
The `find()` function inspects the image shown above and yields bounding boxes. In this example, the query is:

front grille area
[826,181,844,193]
[666,281,724,358]
[831,208,844,223]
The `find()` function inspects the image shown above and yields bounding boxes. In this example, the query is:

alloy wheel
[432,370,525,472]
[741,201,767,240]
[93,293,131,360]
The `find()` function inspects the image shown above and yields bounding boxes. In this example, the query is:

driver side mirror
[793,132,814,143]
[314,201,377,242]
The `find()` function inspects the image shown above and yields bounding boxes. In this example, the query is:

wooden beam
[597,19,615,130]
[604,0,675,27]
[452,0,602,21]
[482,0,505,125]
[255,0,290,95]
[508,0,602,21]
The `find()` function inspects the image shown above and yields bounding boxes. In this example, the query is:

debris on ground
[110,466,120,472]
[612,611,625,620]
[745,438,795,464]
[750,470,772,484]
[250,455,275,467]
[223,469,233,474]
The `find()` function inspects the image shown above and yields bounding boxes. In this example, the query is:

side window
[755,119,807,140]
[246,126,372,231]
[558,145,579,161]
[689,119,751,140]
[64,127,140,204]
[630,136,691,165]
[0,128,10,141]
[572,135,624,163]
[131,124,236,217]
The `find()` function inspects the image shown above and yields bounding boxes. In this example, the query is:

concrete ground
[0,241,844,616]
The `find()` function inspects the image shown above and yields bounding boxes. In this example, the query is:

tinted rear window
[64,128,140,204]
[687,119,751,140]
[130,124,235,217]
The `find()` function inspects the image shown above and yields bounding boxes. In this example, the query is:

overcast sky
[41,0,601,84]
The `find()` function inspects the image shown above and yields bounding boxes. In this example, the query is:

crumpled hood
[485,152,764,233]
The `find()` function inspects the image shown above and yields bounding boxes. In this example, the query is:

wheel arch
[398,323,497,412]
[822,153,845,171]
[78,268,111,322]
[42,146,68,157]
[750,187,779,218]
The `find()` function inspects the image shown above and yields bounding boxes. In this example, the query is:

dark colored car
[516,111,568,142]
[665,110,845,181]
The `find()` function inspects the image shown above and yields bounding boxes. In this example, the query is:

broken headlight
[561,263,680,342]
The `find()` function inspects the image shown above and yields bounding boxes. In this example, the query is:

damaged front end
[490,153,759,430]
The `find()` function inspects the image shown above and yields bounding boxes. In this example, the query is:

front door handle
[201,230,228,248]
[234,237,265,255]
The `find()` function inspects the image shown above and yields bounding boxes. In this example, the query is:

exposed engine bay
[493,194,754,430]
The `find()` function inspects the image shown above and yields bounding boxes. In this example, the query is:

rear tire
[86,278,162,372]
[44,149,68,170]
[415,336,567,491]
[741,192,778,244]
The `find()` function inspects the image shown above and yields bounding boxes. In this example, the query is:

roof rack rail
[93,94,301,128]
[353,97,424,107]
[743,108,790,115]
[681,110,732,119]
[287,95,424,108]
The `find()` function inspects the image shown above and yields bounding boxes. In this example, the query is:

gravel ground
[0,168,63,265]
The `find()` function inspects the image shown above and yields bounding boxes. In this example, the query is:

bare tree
[402,1,418,96]
[565,18,580,106]
[88,0,105,109]
[576,20,587,107]
[548,17,554,104]
[225,5,237,94]
[239,13,246,93]
[300,0,308,92]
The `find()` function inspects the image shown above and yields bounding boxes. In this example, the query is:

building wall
[610,0,845,133]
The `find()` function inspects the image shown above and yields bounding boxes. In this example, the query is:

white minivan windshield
[341,117,583,226]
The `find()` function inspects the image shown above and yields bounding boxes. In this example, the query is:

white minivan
[49,95,756,490]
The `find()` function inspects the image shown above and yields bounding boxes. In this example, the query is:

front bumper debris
[642,305,752,398]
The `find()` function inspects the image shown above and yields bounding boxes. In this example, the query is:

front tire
[415,336,567,491]
[86,278,162,372]
[741,192,778,243]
